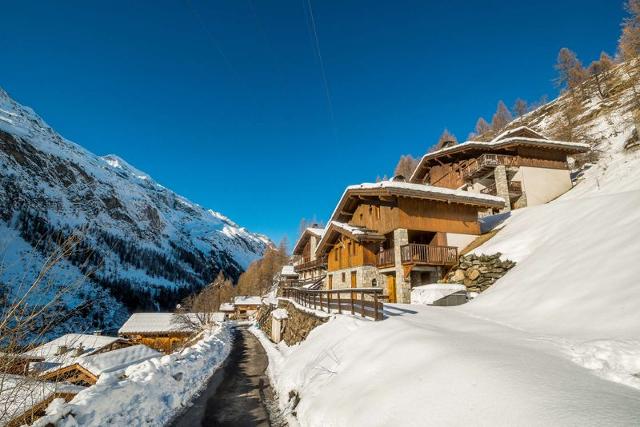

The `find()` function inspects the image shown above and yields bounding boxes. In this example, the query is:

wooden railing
[294,255,328,272]
[461,154,568,180]
[480,180,523,196]
[377,248,395,267]
[400,244,458,266]
[282,287,385,321]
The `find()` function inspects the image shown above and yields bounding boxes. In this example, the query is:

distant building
[118,313,198,353]
[315,180,504,303]
[232,296,262,320]
[291,227,326,285]
[410,126,590,211]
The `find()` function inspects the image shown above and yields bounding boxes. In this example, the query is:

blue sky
[0,0,624,245]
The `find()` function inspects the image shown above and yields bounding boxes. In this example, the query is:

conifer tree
[393,155,419,178]
[513,99,528,118]
[555,48,587,91]
[474,117,491,136]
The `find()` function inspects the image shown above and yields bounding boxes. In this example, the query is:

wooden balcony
[480,180,523,197]
[461,154,518,179]
[294,256,327,272]
[377,248,395,268]
[400,244,458,266]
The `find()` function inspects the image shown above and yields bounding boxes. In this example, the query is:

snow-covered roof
[316,221,385,255]
[118,313,197,335]
[329,180,505,223]
[292,226,326,255]
[0,375,84,426]
[219,302,235,312]
[281,265,299,277]
[233,296,262,306]
[24,334,124,364]
[410,126,590,181]
[411,284,467,305]
[78,344,161,376]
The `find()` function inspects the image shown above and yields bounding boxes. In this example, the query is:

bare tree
[174,272,231,330]
[431,129,458,152]
[474,117,491,137]
[393,154,419,178]
[555,48,587,92]
[589,52,615,99]
[513,98,529,118]
[491,101,513,132]
[619,0,640,60]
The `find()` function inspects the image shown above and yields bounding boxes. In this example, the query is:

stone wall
[256,300,327,346]
[443,253,516,293]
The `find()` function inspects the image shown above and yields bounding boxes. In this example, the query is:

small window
[372,278,377,287]
[342,272,346,282]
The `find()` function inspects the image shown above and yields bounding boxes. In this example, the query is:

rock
[451,269,466,282]
[466,268,481,280]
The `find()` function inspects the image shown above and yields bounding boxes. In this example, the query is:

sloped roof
[233,296,262,306]
[329,180,505,224]
[78,344,161,376]
[410,126,590,182]
[24,334,124,364]
[292,227,326,255]
[316,221,385,255]
[118,313,197,335]
[219,303,235,312]
[281,265,299,277]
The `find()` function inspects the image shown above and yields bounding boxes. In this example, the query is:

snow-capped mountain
[0,87,270,335]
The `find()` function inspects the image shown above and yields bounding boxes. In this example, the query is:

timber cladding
[327,235,377,271]
[121,334,190,353]
[350,199,481,236]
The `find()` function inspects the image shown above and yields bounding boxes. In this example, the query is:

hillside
[256,59,640,425]
[0,87,270,337]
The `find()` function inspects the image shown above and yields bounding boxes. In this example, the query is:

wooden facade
[40,363,98,386]
[123,333,190,354]
[6,391,77,427]
[327,235,378,271]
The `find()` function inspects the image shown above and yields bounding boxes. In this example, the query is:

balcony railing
[400,244,458,266]
[294,256,327,272]
[480,180,523,196]
[460,154,519,179]
[377,248,395,268]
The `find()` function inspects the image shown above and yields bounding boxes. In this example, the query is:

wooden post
[360,291,365,318]
[319,293,324,312]
[327,291,332,314]
[337,292,342,314]
[351,293,355,315]
[374,292,379,321]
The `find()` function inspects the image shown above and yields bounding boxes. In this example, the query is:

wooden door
[387,275,396,303]
[328,274,333,290]
[350,271,357,288]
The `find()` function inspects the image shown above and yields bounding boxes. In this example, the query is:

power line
[304,0,338,139]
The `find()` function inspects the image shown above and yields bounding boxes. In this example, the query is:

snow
[77,344,162,376]
[233,296,262,306]
[118,313,196,334]
[34,324,232,427]
[271,308,288,320]
[25,334,123,360]
[411,284,467,305]
[306,227,325,237]
[219,303,235,312]
[281,265,298,277]
[257,83,640,425]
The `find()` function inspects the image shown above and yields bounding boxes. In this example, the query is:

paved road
[170,326,282,427]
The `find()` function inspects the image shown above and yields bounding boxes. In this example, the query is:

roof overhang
[316,221,385,256]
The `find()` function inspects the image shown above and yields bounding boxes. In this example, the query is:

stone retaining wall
[256,299,327,345]
[443,253,516,293]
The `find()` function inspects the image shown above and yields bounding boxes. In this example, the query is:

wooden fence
[282,287,385,321]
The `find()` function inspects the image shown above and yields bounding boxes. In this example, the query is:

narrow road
[170,326,282,427]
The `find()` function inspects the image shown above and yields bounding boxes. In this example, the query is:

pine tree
[619,0,640,60]
[555,48,587,91]
[393,155,419,178]
[491,101,512,132]
[589,52,615,99]
[474,117,491,136]
[513,98,528,118]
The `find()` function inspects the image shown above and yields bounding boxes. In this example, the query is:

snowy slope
[0,87,269,336]
[254,60,640,426]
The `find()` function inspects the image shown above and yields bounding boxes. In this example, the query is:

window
[342,272,346,282]
[372,278,378,287]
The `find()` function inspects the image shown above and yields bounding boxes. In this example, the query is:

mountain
[0,87,270,336]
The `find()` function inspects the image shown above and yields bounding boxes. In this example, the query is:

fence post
[360,291,365,318]
[327,291,332,314]
[320,293,324,312]
[337,292,341,314]
[351,293,355,315]
[373,292,380,320]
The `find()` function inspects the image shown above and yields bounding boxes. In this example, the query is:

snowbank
[410,284,466,305]
[34,324,232,426]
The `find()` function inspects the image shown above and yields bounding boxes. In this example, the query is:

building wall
[446,232,477,251]
[325,265,387,291]
[327,235,377,271]
[519,166,572,206]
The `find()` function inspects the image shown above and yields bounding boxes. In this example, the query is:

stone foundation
[443,253,516,293]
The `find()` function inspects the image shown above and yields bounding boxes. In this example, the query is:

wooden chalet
[118,313,198,353]
[232,296,262,320]
[38,344,161,386]
[410,126,590,211]
[0,353,44,375]
[291,226,327,285]
[315,179,504,303]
